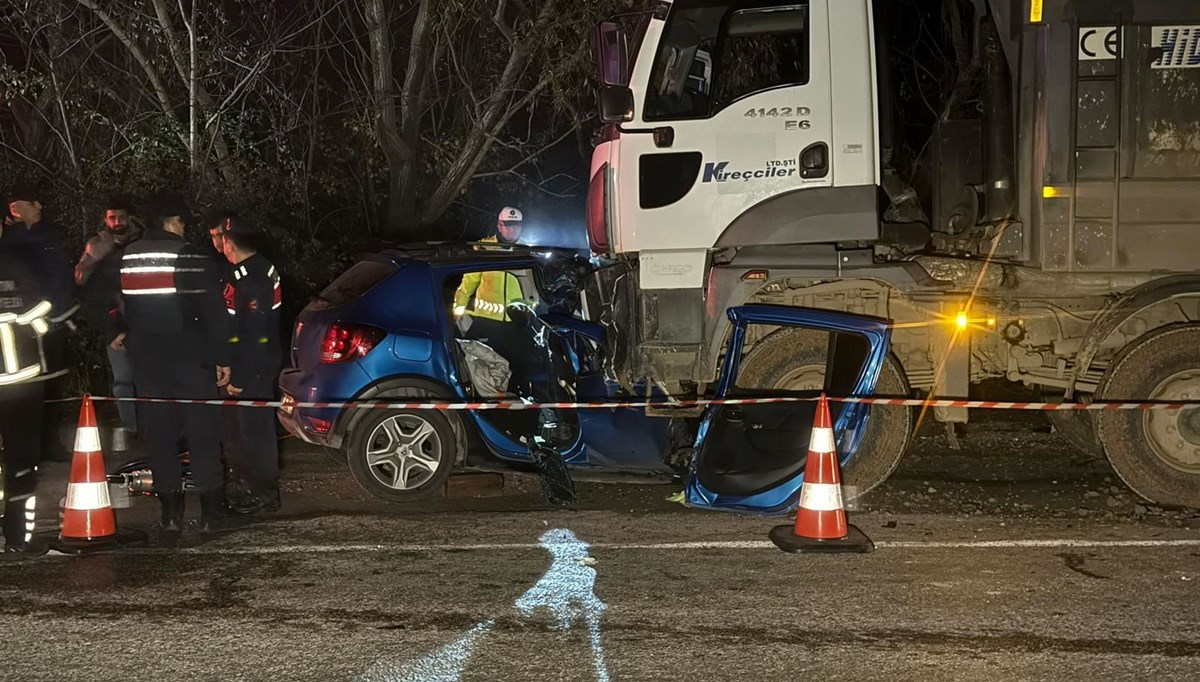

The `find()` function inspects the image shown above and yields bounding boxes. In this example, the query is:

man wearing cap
[119,193,235,537]
[3,187,77,464]
[218,215,284,515]
[76,196,144,445]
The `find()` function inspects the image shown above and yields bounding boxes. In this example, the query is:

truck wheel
[346,409,456,502]
[737,328,913,496]
[1095,324,1200,508]
[1045,403,1104,459]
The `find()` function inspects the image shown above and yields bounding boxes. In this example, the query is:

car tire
[736,327,913,497]
[346,408,457,502]
[1095,324,1200,508]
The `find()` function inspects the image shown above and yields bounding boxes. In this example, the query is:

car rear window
[313,260,396,309]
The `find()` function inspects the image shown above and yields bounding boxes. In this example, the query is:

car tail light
[305,416,331,434]
[586,162,610,253]
[321,323,385,364]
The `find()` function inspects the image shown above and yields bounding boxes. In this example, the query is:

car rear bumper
[277,393,337,447]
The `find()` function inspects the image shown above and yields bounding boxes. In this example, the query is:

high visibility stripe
[122,266,177,274]
[122,287,178,296]
[124,252,180,260]
[13,300,51,324]
[0,365,41,385]
[65,482,110,511]
[122,270,176,293]
[22,495,35,543]
[809,427,835,454]
[0,322,17,373]
[799,482,843,512]
[75,425,102,453]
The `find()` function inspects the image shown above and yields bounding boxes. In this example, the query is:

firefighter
[218,215,283,515]
[452,207,530,391]
[0,216,66,555]
[119,193,235,536]
[76,197,144,444]
[3,188,76,464]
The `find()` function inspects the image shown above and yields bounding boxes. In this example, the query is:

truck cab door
[609,0,877,256]
[685,305,892,514]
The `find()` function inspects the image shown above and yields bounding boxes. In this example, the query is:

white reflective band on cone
[65,482,110,511]
[74,426,102,453]
[799,482,844,512]
[809,426,835,454]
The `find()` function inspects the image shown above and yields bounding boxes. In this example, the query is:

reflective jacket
[119,230,231,367]
[223,253,283,386]
[0,246,58,386]
[452,239,525,322]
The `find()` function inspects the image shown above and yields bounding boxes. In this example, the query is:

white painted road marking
[166,538,1200,556]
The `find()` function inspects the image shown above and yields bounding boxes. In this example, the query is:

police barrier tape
[49,395,1200,412]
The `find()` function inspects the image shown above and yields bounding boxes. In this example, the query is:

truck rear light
[586,162,610,253]
[321,323,385,364]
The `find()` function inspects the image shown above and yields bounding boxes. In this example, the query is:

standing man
[76,197,143,446]
[218,215,283,515]
[0,219,65,556]
[120,193,234,536]
[453,207,529,388]
[4,189,76,464]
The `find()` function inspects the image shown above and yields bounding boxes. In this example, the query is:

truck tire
[736,328,913,496]
[1095,324,1200,508]
[1046,405,1104,459]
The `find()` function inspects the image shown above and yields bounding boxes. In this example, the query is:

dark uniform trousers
[227,370,280,485]
[224,254,283,489]
[132,354,224,494]
[1,382,44,545]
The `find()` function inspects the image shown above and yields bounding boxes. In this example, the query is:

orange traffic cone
[769,393,874,554]
[50,396,146,553]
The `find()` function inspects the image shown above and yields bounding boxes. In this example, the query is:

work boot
[151,491,185,547]
[3,537,48,558]
[229,481,281,516]
[194,490,246,534]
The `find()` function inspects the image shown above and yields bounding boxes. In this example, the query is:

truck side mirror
[598,85,634,124]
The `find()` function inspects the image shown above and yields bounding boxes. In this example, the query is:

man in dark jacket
[76,197,143,444]
[4,188,76,464]
[218,215,283,515]
[119,193,234,537]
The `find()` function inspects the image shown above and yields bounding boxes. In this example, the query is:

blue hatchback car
[278,243,897,514]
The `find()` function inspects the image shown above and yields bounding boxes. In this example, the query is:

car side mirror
[598,85,634,124]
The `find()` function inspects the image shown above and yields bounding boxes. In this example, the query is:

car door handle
[800,142,828,179]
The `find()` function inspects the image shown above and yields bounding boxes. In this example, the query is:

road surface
[1,411,1198,681]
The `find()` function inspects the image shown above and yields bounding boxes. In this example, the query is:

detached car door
[685,305,892,514]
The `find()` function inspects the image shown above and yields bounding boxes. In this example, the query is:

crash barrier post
[768,393,873,554]
[49,396,147,554]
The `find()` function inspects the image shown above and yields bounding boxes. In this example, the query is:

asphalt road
[2,411,1199,681]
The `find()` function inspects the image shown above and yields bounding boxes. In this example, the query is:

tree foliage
[0,0,620,253]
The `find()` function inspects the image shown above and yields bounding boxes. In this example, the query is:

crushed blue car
[278,242,897,513]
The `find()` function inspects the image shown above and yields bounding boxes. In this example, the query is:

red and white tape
[63,395,1200,412]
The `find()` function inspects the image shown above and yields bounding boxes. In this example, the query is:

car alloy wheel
[364,414,444,491]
